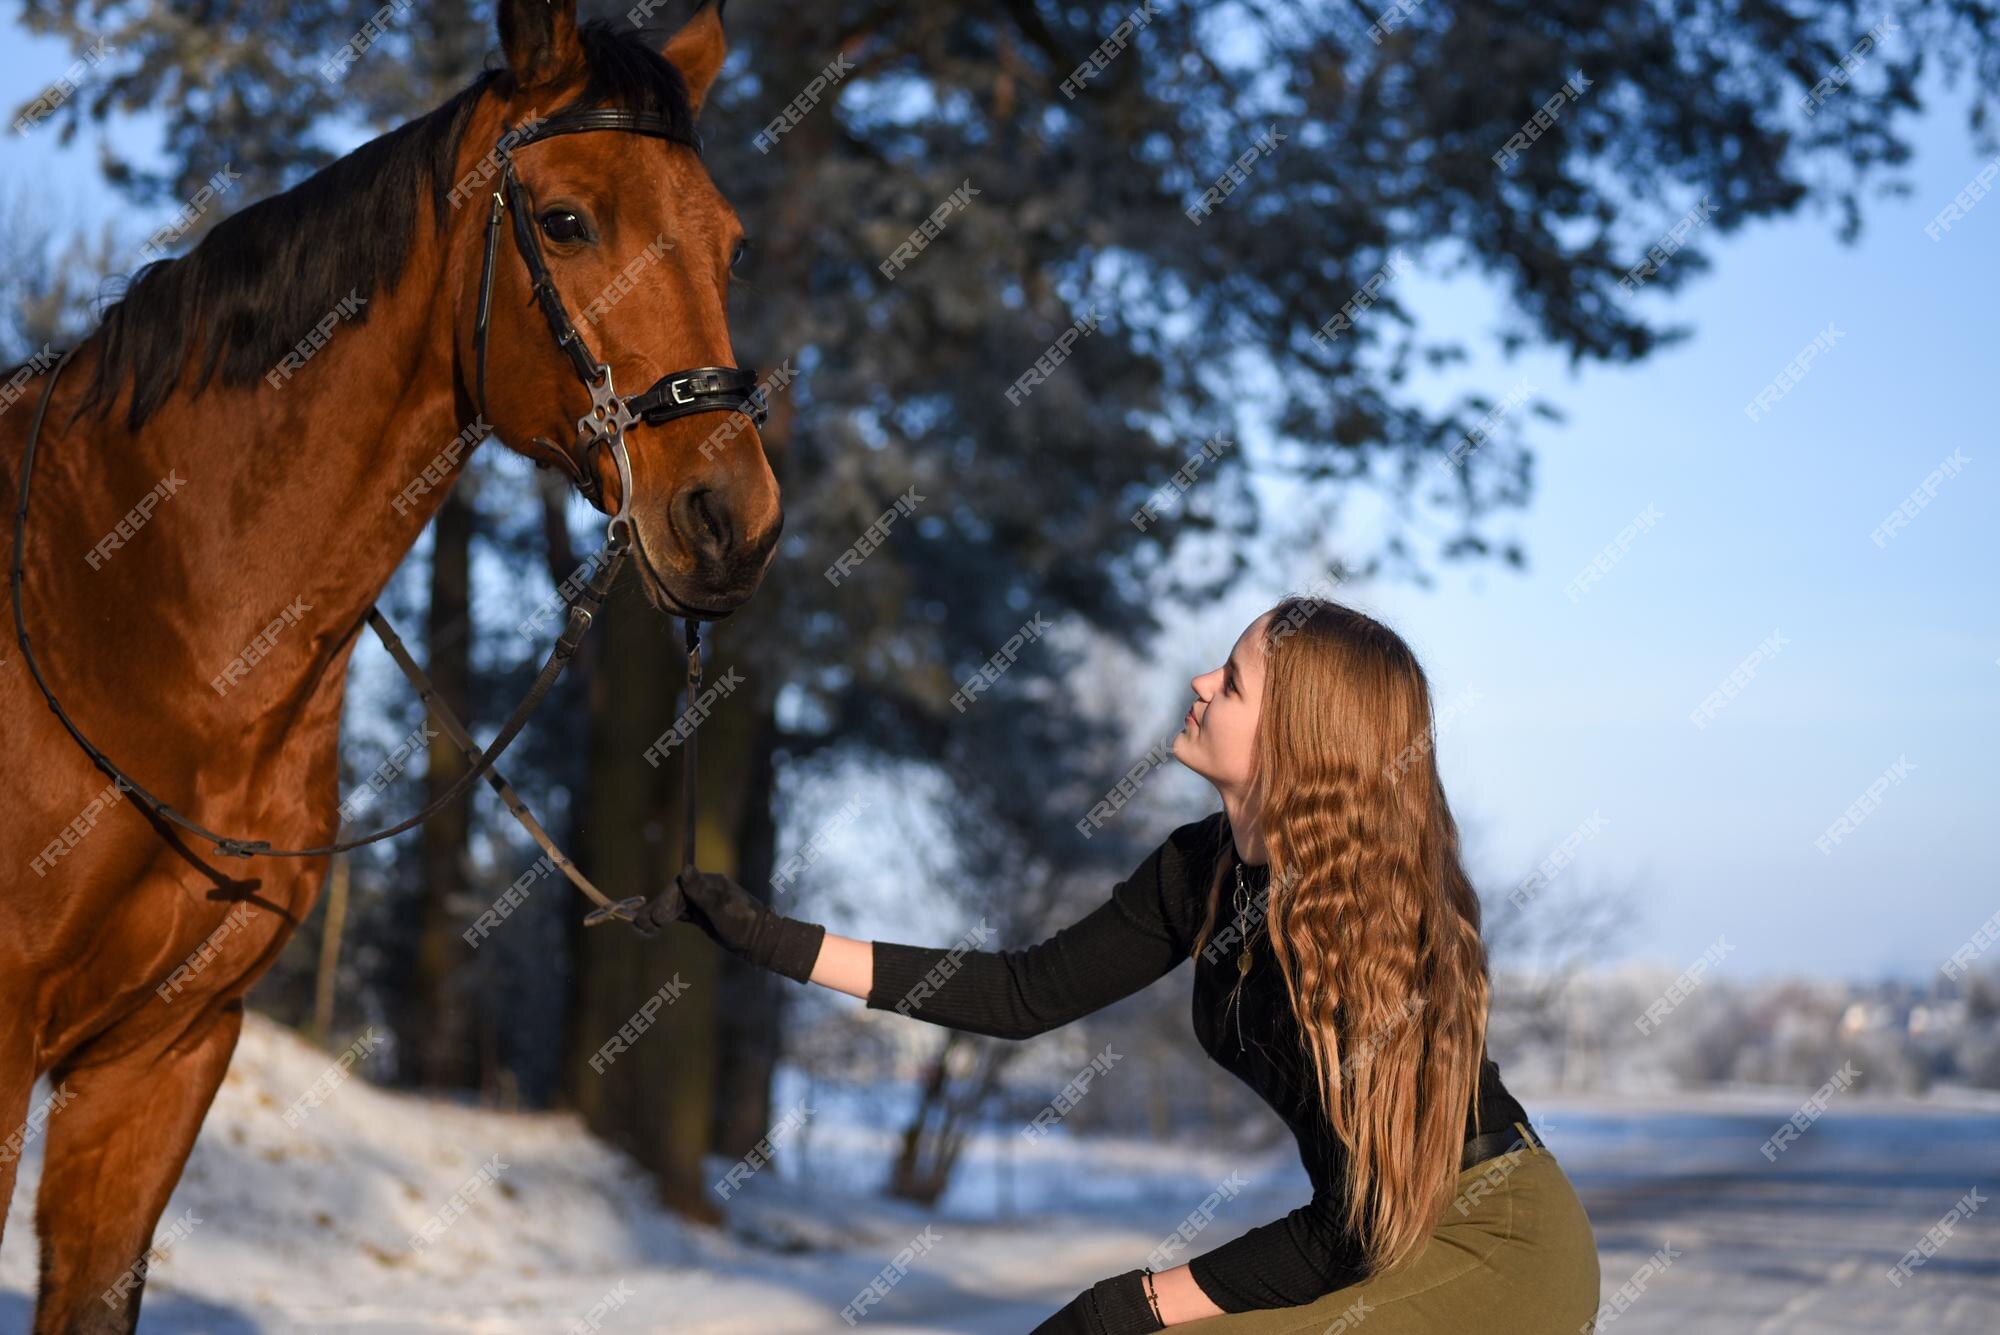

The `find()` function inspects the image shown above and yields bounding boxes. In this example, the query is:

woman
[655,594,1602,1332]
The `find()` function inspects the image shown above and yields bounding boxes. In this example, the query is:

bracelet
[1141,1267,1164,1323]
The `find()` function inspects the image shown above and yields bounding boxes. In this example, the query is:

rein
[8,107,765,933]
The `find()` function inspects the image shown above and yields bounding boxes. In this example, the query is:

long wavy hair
[1190,593,1492,1277]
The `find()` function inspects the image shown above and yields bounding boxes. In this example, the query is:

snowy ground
[3,1015,1996,1332]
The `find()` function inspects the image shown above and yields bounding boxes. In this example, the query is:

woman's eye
[539,210,586,243]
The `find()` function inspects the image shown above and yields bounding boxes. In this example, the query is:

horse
[0,2,778,1328]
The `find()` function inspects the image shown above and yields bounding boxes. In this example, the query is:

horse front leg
[31,1000,243,1335]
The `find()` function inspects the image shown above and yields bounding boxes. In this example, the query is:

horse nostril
[671,484,733,559]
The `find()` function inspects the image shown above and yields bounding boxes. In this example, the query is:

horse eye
[539,210,586,243]
[730,238,750,273]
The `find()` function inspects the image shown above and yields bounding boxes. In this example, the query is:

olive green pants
[1175,1123,1601,1334]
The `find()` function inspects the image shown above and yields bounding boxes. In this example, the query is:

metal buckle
[579,363,638,447]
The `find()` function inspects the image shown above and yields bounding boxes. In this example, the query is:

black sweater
[863,810,1532,1314]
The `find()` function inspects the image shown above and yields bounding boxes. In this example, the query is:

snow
[4,1014,1997,1332]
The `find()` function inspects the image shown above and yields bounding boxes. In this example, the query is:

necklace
[1231,862,1254,1052]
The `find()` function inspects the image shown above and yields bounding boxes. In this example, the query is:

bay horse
[0,1,778,1328]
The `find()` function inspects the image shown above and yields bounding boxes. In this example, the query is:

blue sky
[4,20,1992,985]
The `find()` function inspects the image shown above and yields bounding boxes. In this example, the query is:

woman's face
[1174,611,1270,794]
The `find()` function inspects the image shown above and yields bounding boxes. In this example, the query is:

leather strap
[9,353,631,864]
[1460,1119,1544,1171]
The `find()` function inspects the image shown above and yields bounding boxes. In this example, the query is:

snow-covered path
[3,1017,1996,1332]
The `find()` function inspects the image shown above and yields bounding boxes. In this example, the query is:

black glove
[645,867,826,985]
[1031,1268,1164,1335]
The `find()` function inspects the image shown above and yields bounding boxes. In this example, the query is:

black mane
[71,20,699,431]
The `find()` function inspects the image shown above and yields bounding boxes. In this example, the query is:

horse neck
[27,207,483,730]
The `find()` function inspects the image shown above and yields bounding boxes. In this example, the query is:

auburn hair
[1190,593,1491,1277]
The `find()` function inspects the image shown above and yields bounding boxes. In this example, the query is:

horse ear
[499,0,585,92]
[660,0,729,117]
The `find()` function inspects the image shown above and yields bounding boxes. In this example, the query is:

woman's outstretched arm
[832,815,1221,1041]
[809,931,873,998]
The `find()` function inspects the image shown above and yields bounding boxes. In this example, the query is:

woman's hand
[645,867,827,985]
[1031,1268,1165,1334]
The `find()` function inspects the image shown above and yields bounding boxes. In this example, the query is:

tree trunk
[564,567,723,1224]
[414,485,474,1089]
[710,702,784,1160]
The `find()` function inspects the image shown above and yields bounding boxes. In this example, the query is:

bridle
[8,105,766,934]
[471,106,766,527]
